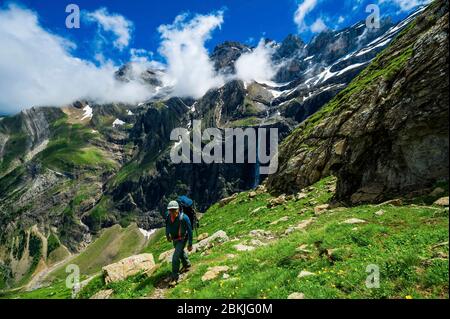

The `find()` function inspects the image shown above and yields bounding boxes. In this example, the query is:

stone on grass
[296,218,316,230]
[295,244,312,253]
[90,289,114,299]
[234,244,255,252]
[250,207,265,215]
[296,192,307,200]
[249,229,273,239]
[197,233,209,241]
[159,249,175,263]
[267,195,286,208]
[374,210,384,216]
[434,197,449,207]
[201,266,230,282]
[342,218,367,225]
[192,230,229,253]
[284,227,295,235]
[270,216,289,225]
[250,239,267,247]
[103,253,156,284]
[256,185,266,194]
[314,204,330,215]
[379,199,403,206]
[219,194,238,207]
[287,292,305,299]
[298,270,316,278]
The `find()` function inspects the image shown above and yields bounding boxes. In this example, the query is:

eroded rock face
[210,42,251,74]
[267,1,449,204]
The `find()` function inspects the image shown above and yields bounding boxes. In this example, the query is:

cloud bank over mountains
[0,1,429,114]
[157,12,225,98]
[0,4,278,113]
[0,5,152,113]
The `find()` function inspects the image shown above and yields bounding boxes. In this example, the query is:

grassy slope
[153,178,448,299]
[0,223,147,299]
[37,117,117,173]
[46,224,146,282]
[19,176,447,299]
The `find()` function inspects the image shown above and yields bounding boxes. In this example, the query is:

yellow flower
[405,295,413,299]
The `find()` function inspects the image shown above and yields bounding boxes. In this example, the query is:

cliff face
[266,0,449,204]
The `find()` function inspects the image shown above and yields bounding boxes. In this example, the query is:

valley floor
[1,177,448,299]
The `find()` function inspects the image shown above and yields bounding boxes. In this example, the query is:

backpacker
[177,195,199,233]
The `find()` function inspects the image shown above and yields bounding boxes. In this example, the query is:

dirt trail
[25,252,78,291]
[146,271,191,299]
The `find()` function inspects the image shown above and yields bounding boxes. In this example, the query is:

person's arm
[163,211,171,241]
[183,215,193,247]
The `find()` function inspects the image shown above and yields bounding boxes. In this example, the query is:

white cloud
[311,18,327,33]
[0,5,153,114]
[294,0,318,31]
[86,7,133,50]
[379,0,430,12]
[157,12,225,98]
[234,39,277,83]
[338,16,345,24]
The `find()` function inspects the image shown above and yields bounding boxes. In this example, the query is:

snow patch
[268,89,283,98]
[139,228,157,240]
[190,102,197,113]
[112,118,125,127]
[127,109,134,116]
[355,38,392,57]
[336,62,368,76]
[81,105,93,120]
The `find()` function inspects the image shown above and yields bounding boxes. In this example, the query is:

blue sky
[2,0,424,66]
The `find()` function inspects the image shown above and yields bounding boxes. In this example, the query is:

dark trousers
[171,239,191,280]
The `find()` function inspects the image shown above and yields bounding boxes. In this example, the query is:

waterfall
[253,134,260,188]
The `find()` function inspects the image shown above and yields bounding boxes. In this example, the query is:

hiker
[162,200,193,286]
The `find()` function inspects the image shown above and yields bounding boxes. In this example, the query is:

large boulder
[434,197,449,207]
[158,248,175,264]
[102,253,157,284]
[192,230,229,253]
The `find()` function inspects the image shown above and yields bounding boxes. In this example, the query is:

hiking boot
[168,279,178,288]
[180,264,191,273]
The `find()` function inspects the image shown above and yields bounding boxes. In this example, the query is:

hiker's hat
[167,200,179,210]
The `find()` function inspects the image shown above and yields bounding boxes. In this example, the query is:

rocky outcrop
[267,1,449,204]
[102,253,157,284]
[0,107,63,177]
[210,41,251,74]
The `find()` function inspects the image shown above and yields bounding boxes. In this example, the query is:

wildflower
[405,295,413,299]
